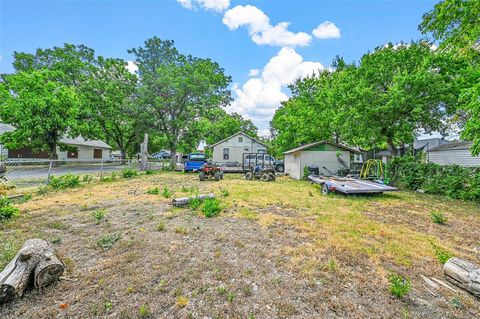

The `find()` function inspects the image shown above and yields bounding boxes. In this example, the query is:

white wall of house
[212,135,267,164]
[285,150,351,179]
[57,145,111,161]
[0,144,8,159]
[428,150,480,167]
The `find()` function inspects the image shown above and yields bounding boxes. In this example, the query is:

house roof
[208,131,268,148]
[428,141,472,152]
[283,141,360,154]
[0,123,15,134]
[60,136,112,149]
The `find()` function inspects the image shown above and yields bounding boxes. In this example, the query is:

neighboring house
[283,141,360,179]
[150,150,171,160]
[0,123,111,160]
[427,141,480,167]
[209,131,267,164]
[373,138,450,163]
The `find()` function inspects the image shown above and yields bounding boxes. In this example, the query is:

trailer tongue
[308,175,398,195]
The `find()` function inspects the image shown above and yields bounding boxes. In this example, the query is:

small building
[283,141,360,179]
[427,141,480,167]
[1,123,111,160]
[209,131,267,164]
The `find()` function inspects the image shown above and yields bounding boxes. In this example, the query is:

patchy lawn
[1,171,479,318]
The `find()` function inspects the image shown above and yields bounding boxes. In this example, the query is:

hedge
[387,156,480,201]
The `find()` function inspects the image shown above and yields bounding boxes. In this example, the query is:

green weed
[201,198,221,218]
[389,273,411,298]
[97,233,121,250]
[49,173,80,189]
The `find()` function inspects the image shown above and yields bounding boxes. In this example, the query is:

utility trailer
[308,174,398,195]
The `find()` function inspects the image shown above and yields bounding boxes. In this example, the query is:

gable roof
[208,131,268,148]
[428,141,472,152]
[283,141,360,154]
[60,136,112,149]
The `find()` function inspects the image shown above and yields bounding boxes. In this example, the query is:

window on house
[223,148,229,160]
[93,149,102,159]
[238,136,243,143]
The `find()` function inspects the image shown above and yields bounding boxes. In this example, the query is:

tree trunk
[170,145,177,169]
[49,141,57,160]
[140,133,149,171]
[387,137,398,158]
[172,193,215,207]
[0,239,64,304]
[443,257,480,298]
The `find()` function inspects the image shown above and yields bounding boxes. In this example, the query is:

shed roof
[283,141,360,154]
[428,141,472,152]
[208,131,268,148]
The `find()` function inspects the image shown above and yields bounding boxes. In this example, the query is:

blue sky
[0,0,437,134]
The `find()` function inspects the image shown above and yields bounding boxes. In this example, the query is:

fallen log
[172,193,215,207]
[443,257,480,298]
[0,239,64,304]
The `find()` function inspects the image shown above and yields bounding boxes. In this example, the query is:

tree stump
[172,193,215,207]
[0,239,64,304]
[443,257,480,298]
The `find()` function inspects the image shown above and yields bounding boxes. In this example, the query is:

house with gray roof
[0,123,112,160]
[427,141,480,167]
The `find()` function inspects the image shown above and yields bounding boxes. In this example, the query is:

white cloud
[227,47,324,128]
[312,21,341,39]
[126,60,138,74]
[248,69,260,76]
[177,0,230,12]
[223,5,311,47]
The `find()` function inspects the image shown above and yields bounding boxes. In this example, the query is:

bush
[189,197,202,210]
[430,210,447,224]
[201,198,221,218]
[49,173,80,189]
[388,156,480,201]
[389,273,411,298]
[122,168,138,178]
[0,196,19,221]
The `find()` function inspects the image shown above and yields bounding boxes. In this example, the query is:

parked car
[243,154,284,172]
[184,153,206,172]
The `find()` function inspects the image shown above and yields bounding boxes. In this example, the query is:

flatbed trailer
[308,174,398,195]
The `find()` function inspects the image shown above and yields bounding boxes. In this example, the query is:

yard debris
[443,257,480,298]
[420,275,439,290]
[172,193,215,207]
[0,238,64,304]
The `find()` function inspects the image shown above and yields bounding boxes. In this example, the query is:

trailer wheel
[220,171,224,179]
[261,173,270,182]
[199,171,206,181]
[269,173,276,181]
[244,172,253,180]
[321,183,330,195]
[214,171,221,181]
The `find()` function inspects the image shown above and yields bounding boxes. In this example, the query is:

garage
[283,141,360,179]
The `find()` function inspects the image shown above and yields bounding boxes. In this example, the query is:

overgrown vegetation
[122,168,138,178]
[201,198,221,218]
[0,196,19,220]
[162,186,172,198]
[389,273,412,298]
[431,242,453,264]
[388,156,480,201]
[147,187,160,195]
[49,173,80,189]
[430,210,447,224]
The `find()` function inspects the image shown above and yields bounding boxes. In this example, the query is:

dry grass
[0,171,479,318]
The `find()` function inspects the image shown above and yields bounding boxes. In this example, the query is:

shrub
[201,198,221,218]
[430,211,447,224]
[162,186,172,198]
[147,187,160,195]
[92,209,106,224]
[0,196,19,220]
[49,173,80,189]
[97,233,121,250]
[389,273,411,298]
[388,156,480,201]
[189,197,202,210]
[122,168,138,178]
[431,242,452,264]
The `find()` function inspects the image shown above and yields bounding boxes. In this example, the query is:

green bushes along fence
[387,156,480,201]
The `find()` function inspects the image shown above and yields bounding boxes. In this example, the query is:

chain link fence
[1,159,170,188]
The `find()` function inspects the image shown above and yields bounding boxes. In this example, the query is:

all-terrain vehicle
[244,165,276,182]
[199,163,224,181]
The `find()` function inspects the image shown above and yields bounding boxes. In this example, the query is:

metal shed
[427,141,480,167]
[283,141,360,179]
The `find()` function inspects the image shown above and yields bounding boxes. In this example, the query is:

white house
[427,141,480,167]
[0,123,111,160]
[284,141,359,179]
[209,131,267,164]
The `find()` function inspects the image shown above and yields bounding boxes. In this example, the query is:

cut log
[443,257,480,298]
[0,239,64,304]
[172,193,215,207]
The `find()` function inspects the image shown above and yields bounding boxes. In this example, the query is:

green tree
[0,70,82,158]
[130,37,231,165]
[81,58,140,158]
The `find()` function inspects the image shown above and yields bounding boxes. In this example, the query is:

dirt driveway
[1,172,479,318]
